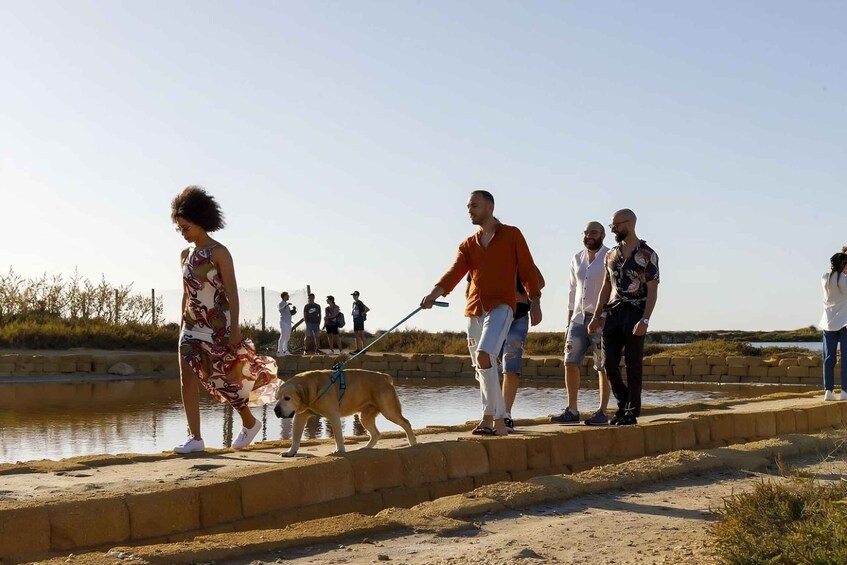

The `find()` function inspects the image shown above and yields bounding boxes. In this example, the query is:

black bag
[335,312,346,328]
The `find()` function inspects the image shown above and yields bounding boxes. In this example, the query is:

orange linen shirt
[435,223,541,317]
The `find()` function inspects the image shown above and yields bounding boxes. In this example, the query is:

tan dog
[273,369,417,457]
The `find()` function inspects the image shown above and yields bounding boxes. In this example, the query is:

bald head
[610,209,637,243]
[583,221,605,251]
[612,209,637,224]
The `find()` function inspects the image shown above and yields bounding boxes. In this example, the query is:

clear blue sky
[1,1,844,333]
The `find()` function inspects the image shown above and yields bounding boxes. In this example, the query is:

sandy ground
[223,452,847,565]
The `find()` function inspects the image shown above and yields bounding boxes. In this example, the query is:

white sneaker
[824,390,835,401]
[840,391,847,401]
[232,420,262,450]
[174,437,205,454]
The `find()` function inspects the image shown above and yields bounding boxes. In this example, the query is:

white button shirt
[568,245,609,326]
[820,272,847,331]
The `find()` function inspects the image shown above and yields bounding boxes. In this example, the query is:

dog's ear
[294,383,306,405]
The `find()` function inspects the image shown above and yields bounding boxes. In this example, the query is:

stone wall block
[798,356,817,367]
[672,365,691,377]
[793,409,809,433]
[399,445,449,486]
[0,506,51,562]
[296,457,356,508]
[709,413,735,443]
[768,366,787,378]
[429,477,476,500]
[235,466,305,517]
[379,484,431,509]
[786,366,809,378]
[748,366,769,379]
[329,492,384,516]
[642,422,675,455]
[775,410,796,435]
[435,441,491,479]
[733,412,757,439]
[524,436,552,470]
[754,412,777,439]
[196,480,243,528]
[824,403,843,427]
[611,426,645,459]
[125,487,200,540]
[49,497,130,550]
[473,471,513,488]
[726,356,746,367]
[548,431,586,467]
[671,420,698,450]
[727,366,748,377]
[583,428,615,461]
[470,437,528,474]
[805,405,830,431]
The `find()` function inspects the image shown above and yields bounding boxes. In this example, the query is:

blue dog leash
[314,301,450,406]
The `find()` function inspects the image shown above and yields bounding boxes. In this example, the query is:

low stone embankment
[0,351,835,385]
[0,393,844,564]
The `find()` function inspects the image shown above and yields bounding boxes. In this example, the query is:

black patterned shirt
[605,240,660,310]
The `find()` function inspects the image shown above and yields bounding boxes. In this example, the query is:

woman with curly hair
[171,186,279,453]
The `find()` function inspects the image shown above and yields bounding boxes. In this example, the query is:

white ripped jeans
[466,304,513,419]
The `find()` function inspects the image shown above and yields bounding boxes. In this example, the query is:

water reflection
[0,377,739,464]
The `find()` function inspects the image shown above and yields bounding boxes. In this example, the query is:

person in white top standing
[277,292,296,356]
[551,221,612,425]
[820,252,847,401]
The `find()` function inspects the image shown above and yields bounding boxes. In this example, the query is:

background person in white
[552,221,612,425]
[277,291,296,356]
[821,252,847,401]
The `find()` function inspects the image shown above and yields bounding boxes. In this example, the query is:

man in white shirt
[277,291,296,356]
[551,222,612,425]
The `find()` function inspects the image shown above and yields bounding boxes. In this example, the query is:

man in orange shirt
[422,190,542,436]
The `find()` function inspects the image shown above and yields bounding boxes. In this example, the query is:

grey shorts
[304,322,321,337]
[564,314,604,371]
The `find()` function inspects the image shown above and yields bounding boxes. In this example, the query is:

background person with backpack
[324,295,344,354]
[351,290,370,353]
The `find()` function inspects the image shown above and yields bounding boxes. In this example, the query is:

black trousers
[602,304,645,416]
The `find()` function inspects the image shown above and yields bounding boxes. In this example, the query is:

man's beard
[583,237,602,251]
[614,228,629,243]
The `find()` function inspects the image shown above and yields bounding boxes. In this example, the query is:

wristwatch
[641,318,650,326]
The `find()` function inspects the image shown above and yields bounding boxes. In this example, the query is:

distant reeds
[0,268,160,325]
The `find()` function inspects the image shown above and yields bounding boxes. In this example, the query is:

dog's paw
[281,451,297,458]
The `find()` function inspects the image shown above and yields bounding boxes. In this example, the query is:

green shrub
[651,339,759,358]
[712,477,847,564]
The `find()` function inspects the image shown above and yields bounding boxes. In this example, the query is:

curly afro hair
[171,186,226,232]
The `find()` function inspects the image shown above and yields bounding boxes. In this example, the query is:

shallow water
[0,377,733,464]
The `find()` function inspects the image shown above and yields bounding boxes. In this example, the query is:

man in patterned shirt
[587,209,659,426]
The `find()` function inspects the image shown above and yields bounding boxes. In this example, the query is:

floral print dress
[179,245,278,410]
